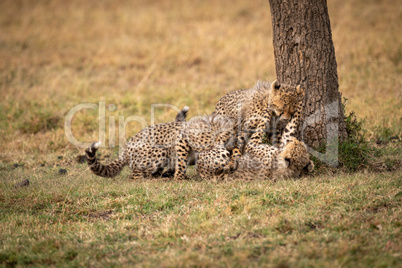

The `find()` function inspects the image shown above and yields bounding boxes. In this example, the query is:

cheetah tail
[175,106,190,122]
[85,142,126,178]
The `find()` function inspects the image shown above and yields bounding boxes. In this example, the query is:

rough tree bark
[269,0,347,149]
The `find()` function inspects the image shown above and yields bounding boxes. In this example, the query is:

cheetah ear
[284,157,291,168]
[305,160,314,172]
[297,85,306,95]
[271,80,280,90]
[296,85,306,100]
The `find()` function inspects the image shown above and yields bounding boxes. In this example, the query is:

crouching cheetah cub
[85,106,191,180]
[85,107,236,180]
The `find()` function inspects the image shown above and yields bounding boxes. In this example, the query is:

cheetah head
[269,80,305,121]
[273,138,314,179]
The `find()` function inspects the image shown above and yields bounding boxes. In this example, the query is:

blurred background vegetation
[0,0,400,165]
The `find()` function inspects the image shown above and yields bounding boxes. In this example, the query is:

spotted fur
[228,137,314,181]
[192,116,236,180]
[196,124,314,181]
[85,108,235,180]
[212,80,306,169]
[86,106,190,180]
[197,86,313,181]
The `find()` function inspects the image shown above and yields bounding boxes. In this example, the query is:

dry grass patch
[1,165,401,266]
[0,0,401,266]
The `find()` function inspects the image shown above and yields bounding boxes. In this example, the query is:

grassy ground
[1,167,401,267]
[0,0,401,266]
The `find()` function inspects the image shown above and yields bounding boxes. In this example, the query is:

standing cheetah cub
[213,80,306,169]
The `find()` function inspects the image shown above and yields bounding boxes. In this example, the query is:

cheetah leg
[222,132,244,173]
[129,169,144,180]
[197,146,231,179]
[224,148,240,173]
[278,86,306,148]
[173,141,190,180]
[279,100,304,149]
[243,118,271,153]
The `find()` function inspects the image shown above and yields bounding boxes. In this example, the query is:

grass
[1,166,401,267]
[0,0,401,266]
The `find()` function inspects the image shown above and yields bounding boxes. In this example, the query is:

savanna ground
[0,0,401,267]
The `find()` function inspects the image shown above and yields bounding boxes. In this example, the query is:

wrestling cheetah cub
[196,119,314,181]
[213,80,306,169]
[230,137,314,181]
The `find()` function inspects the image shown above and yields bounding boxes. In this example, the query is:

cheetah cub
[85,106,191,180]
[196,118,314,181]
[85,107,236,180]
[213,80,306,170]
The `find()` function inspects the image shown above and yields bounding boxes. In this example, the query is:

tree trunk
[269,0,347,152]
